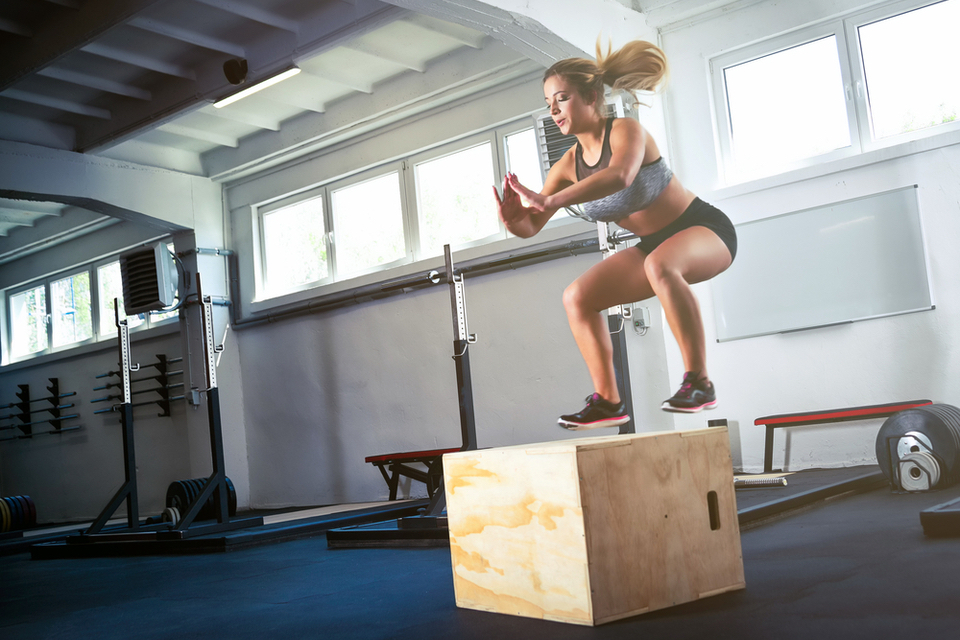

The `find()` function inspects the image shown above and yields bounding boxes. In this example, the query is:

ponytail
[597,39,669,96]
[543,39,669,113]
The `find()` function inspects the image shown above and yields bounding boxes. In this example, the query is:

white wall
[660,0,960,471]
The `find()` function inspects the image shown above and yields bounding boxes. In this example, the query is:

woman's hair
[543,39,669,112]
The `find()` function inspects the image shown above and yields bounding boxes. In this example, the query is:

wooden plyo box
[443,428,745,626]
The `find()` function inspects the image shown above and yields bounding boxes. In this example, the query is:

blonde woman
[494,40,737,429]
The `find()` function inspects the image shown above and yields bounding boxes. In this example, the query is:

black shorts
[636,198,737,262]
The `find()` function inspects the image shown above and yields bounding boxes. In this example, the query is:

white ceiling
[0,0,734,250]
[0,0,517,245]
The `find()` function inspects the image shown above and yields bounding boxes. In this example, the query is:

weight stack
[1,495,37,533]
[876,404,960,491]
[165,478,237,521]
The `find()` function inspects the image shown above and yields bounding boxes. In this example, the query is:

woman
[493,40,737,430]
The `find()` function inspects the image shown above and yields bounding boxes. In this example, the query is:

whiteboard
[711,186,934,342]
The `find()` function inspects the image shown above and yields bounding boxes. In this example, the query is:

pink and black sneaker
[662,371,717,413]
[558,393,630,430]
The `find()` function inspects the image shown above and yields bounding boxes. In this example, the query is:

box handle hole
[707,491,720,530]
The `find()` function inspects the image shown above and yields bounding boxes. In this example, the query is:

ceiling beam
[39,0,82,8]
[158,123,239,147]
[37,67,152,100]
[0,17,32,38]
[342,41,425,72]
[199,105,281,131]
[404,14,485,48]
[81,42,197,80]
[190,0,301,34]
[0,0,167,92]
[2,89,112,119]
[128,17,247,57]
[78,1,402,153]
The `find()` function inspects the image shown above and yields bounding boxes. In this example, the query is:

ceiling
[0,0,731,250]
[0,0,538,246]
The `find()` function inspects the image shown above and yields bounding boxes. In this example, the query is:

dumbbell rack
[0,378,82,441]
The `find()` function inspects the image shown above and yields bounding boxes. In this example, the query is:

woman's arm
[507,119,647,213]
[493,148,576,238]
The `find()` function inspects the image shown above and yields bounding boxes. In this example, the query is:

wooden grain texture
[578,430,745,624]
[444,446,594,625]
[443,430,745,626]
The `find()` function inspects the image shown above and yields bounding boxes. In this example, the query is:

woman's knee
[563,279,594,315]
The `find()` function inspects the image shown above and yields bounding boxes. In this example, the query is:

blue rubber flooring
[2,479,960,640]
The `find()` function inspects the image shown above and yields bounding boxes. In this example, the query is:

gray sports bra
[574,117,673,223]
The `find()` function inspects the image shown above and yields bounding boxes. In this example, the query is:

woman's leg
[643,226,733,383]
[562,247,656,404]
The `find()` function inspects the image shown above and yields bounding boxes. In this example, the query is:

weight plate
[877,405,960,484]
[7,495,22,531]
[13,496,28,530]
[225,477,237,516]
[0,497,9,533]
[161,506,180,526]
[23,495,36,527]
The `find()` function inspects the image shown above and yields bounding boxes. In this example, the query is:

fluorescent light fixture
[214,67,301,108]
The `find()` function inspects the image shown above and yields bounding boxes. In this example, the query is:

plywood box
[443,428,745,626]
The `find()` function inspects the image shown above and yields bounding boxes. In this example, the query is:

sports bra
[574,117,673,223]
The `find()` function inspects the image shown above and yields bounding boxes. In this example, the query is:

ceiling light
[214,68,301,108]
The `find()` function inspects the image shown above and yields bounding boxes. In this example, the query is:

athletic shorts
[635,197,737,262]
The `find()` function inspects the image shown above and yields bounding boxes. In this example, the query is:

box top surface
[445,427,724,458]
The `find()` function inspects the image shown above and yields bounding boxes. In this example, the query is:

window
[255,119,550,298]
[9,284,46,359]
[855,0,960,140]
[504,128,544,194]
[331,172,406,277]
[712,0,960,182]
[261,194,328,294]
[4,242,178,364]
[51,271,92,348]
[414,142,500,259]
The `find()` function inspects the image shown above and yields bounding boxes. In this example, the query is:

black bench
[754,399,933,473]
[365,447,461,500]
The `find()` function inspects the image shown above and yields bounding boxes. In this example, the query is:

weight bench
[755,399,933,473]
[365,448,461,500]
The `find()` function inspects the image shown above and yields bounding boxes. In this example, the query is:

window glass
[415,142,499,258]
[858,0,960,139]
[51,271,92,348]
[97,261,145,336]
[263,196,328,292]
[504,128,544,194]
[10,285,46,358]
[723,35,851,177]
[331,172,405,277]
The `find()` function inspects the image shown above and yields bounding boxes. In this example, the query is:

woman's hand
[493,173,540,238]
[506,173,550,212]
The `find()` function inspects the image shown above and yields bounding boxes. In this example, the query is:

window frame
[256,186,333,298]
[710,0,959,184]
[327,162,413,281]
[406,130,507,260]
[844,0,960,152]
[3,240,178,365]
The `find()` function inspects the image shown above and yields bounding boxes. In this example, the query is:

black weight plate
[877,405,960,483]
[13,496,28,530]
[7,495,22,531]
[23,495,36,527]
[0,497,9,533]
[225,477,237,516]
[167,481,189,512]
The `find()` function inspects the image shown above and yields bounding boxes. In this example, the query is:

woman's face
[543,75,596,135]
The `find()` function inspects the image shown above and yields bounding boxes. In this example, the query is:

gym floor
[2,469,959,640]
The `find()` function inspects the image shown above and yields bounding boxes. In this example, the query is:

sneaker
[662,372,717,413]
[558,393,630,430]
